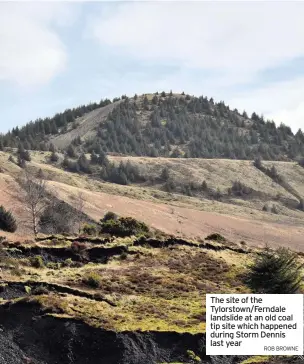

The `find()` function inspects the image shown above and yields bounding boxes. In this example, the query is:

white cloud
[0,3,76,88]
[88,2,304,83]
[86,2,304,131]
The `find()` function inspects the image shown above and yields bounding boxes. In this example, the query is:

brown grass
[0,151,303,251]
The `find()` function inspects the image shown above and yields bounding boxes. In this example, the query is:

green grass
[0,235,259,334]
[240,356,271,364]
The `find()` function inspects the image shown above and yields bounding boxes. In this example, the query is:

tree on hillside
[161,166,170,181]
[78,153,92,174]
[50,151,59,162]
[90,151,99,165]
[67,144,77,158]
[17,143,31,162]
[143,95,149,111]
[18,169,48,236]
[253,156,263,169]
[0,206,17,233]
[246,246,304,294]
[242,111,248,119]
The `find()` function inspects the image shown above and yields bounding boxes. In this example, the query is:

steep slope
[50,101,120,149]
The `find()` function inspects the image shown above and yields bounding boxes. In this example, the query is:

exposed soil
[49,180,304,251]
[0,300,209,364]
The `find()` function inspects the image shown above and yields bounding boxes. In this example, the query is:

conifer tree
[247,247,304,294]
[0,205,17,232]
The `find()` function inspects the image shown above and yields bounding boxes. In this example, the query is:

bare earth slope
[49,101,120,149]
[0,151,303,250]
[46,180,304,250]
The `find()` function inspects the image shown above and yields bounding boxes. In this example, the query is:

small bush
[83,271,101,288]
[50,151,59,162]
[201,180,208,191]
[47,262,61,270]
[262,204,269,212]
[246,247,304,294]
[187,350,201,362]
[30,255,45,268]
[82,224,97,236]
[205,233,226,242]
[63,258,73,267]
[228,181,253,197]
[100,216,149,237]
[0,205,17,233]
[102,211,118,222]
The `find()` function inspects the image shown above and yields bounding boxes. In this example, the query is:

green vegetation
[240,356,271,364]
[101,160,146,185]
[186,350,201,362]
[39,200,78,234]
[82,224,97,236]
[83,271,102,288]
[205,233,226,242]
[0,93,303,162]
[0,205,17,233]
[102,211,118,222]
[228,180,253,197]
[246,247,304,293]
[29,255,45,268]
[100,216,150,237]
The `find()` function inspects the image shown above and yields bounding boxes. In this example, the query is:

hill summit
[1,92,303,161]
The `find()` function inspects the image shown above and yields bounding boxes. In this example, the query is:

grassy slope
[1,235,253,334]
[0,150,303,250]
[2,234,303,337]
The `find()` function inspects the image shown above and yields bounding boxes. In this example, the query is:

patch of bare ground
[49,101,120,149]
[45,180,304,251]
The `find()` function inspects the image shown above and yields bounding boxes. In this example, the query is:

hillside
[0,227,302,363]
[0,150,303,251]
[1,92,304,161]
[0,92,303,364]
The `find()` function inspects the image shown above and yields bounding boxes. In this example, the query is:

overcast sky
[1,1,304,133]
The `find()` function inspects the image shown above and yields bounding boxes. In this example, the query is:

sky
[1,1,304,134]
